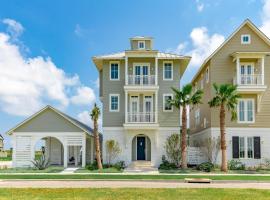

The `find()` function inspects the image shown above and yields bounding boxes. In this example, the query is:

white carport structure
[7,105,96,168]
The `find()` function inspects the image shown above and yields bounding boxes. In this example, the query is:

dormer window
[138,41,145,49]
[241,34,251,44]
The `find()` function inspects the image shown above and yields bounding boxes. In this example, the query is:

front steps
[124,161,159,174]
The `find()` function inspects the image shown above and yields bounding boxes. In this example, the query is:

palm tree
[208,83,240,172]
[90,103,103,170]
[170,84,203,169]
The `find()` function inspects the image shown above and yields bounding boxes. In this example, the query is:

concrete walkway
[60,167,78,174]
[1,180,270,189]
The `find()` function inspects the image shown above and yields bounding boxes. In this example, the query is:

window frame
[163,94,173,112]
[138,41,145,50]
[237,98,255,123]
[241,34,251,44]
[109,94,120,112]
[109,61,120,81]
[163,61,173,81]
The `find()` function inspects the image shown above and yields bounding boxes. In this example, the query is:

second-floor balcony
[234,74,263,86]
[127,112,156,123]
[128,75,156,86]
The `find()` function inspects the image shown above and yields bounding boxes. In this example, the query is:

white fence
[187,147,207,165]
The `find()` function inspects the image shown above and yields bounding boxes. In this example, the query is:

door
[135,66,141,84]
[144,96,153,122]
[137,137,146,160]
[240,63,254,84]
[134,64,149,85]
[130,96,139,122]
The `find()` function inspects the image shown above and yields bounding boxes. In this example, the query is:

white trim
[109,61,120,81]
[138,41,145,50]
[163,93,173,112]
[109,94,120,112]
[241,34,251,44]
[237,98,255,124]
[163,61,173,81]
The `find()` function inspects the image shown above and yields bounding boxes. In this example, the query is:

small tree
[165,134,181,167]
[90,103,103,170]
[199,137,220,164]
[105,140,121,166]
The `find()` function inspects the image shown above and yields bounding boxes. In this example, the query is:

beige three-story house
[189,19,270,166]
[93,37,190,167]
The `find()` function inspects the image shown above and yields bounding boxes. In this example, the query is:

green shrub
[196,162,214,172]
[31,155,49,170]
[86,160,98,170]
[158,155,178,170]
[86,160,125,171]
[113,161,125,170]
[228,160,245,170]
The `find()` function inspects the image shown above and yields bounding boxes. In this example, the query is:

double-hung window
[163,94,173,112]
[241,34,251,44]
[232,136,261,159]
[163,62,173,80]
[110,62,119,80]
[238,99,254,123]
[110,94,119,112]
[195,109,200,126]
[138,41,145,49]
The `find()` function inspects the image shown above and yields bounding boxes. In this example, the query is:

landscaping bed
[0,188,269,200]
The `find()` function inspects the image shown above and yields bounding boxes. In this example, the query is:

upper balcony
[128,75,156,86]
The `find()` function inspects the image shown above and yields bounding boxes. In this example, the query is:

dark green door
[137,137,145,160]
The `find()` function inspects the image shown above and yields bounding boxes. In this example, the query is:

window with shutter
[254,137,261,159]
[232,136,239,159]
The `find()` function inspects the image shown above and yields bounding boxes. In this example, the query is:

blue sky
[0,0,269,149]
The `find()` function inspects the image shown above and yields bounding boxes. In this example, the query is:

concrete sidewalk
[1,180,270,189]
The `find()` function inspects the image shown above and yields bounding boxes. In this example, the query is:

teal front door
[137,137,146,160]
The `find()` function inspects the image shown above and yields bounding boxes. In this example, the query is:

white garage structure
[7,105,96,168]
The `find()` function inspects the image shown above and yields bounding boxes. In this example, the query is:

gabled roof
[191,19,270,83]
[6,105,94,136]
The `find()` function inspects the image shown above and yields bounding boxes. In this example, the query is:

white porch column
[236,57,240,85]
[261,56,265,85]
[125,56,128,85]
[63,143,68,168]
[155,91,158,123]
[125,91,128,123]
[155,57,158,85]
[82,135,86,168]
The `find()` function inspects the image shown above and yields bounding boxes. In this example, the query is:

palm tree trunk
[181,104,188,169]
[94,120,103,170]
[220,103,227,172]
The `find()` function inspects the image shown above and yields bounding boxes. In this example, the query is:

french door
[134,64,149,84]
[130,96,139,122]
[240,63,254,84]
[144,96,153,122]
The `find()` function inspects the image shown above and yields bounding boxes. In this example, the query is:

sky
[0,0,270,149]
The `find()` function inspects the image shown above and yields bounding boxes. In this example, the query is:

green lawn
[1,174,270,180]
[0,166,64,173]
[76,167,122,173]
[0,188,269,200]
[0,156,11,161]
[159,168,270,174]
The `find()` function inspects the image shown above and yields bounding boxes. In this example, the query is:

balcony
[127,112,156,123]
[128,75,156,86]
[233,74,267,93]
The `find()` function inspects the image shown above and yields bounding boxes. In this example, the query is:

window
[195,109,200,126]
[163,94,173,112]
[110,62,119,80]
[138,41,145,49]
[163,62,173,80]
[241,34,251,44]
[205,67,209,83]
[238,99,254,123]
[232,136,261,159]
[109,94,119,112]
[200,75,204,89]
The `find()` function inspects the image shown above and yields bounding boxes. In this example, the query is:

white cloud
[95,78,99,88]
[71,86,96,105]
[260,0,270,38]
[0,19,96,116]
[171,27,225,68]
[74,24,83,37]
[2,18,24,38]
[77,110,102,129]
[195,0,204,12]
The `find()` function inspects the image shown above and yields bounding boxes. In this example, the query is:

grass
[0,156,11,161]
[0,166,64,173]
[76,167,122,173]
[0,188,269,200]
[159,168,270,174]
[1,174,270,180]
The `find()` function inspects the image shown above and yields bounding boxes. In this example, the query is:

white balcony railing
[128,75,156,86]
[127,112,156,123]
[234,74,263,86]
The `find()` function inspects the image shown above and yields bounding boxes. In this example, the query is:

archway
[131,134,151,161]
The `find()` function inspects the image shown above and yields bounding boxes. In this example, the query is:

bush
[86,160,125,171]
[228,160,245,170]
[86,160,98,170]
[197,162,214,172]
[31,154,49,170]
[113,161,125,170]
[165,134,181,166]
[158,155,178,170]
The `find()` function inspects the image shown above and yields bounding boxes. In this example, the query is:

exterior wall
[102,127,180,167]
[190,127,270,166]
[15,109,83,132]
[45,137,63,165]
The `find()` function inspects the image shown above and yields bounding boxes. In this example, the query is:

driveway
[1,180,270,189]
